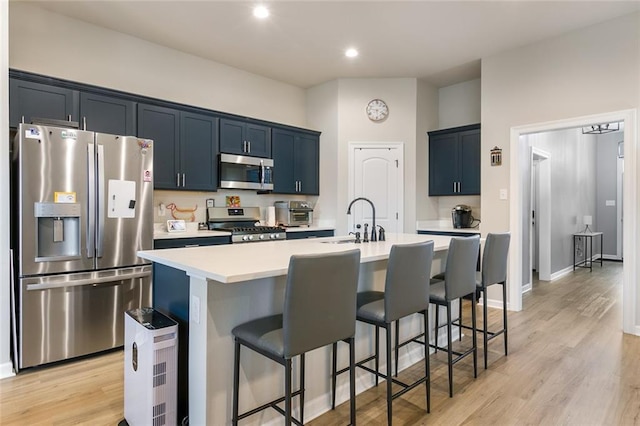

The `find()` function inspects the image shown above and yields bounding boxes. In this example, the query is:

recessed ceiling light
[345,48,359,58]
[253,5,269,19]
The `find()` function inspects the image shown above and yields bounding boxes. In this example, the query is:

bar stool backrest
[384,241,435,322]
[283,249,361,358]
[481,233,511,287]
[444,236,481,301]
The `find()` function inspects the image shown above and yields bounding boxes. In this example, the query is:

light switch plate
[606,200,616,206]
[499,189,508,200]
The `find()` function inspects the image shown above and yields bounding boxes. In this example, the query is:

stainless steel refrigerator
[11,123,154,369]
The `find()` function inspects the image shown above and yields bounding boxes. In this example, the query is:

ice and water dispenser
[34,202,81,260]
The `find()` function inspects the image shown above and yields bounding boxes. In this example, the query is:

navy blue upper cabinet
[180,111,219,191]
[9,79,79,128]
[219,118,271,158]
[138,104,218,191]
[272,128,319,195]
[138,104,181,189]
[80,92,136,135]
[428,124,480,196]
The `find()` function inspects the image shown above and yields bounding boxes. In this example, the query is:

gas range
[206,207,286,243]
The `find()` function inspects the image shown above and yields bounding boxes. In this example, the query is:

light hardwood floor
[1,261,637,425]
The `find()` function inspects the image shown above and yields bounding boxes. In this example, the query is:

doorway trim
[509,109,638,335]
[348,142,405,233]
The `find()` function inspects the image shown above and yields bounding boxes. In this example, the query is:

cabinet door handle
[458,182,461,192]
[453,182,456,193]
[298,181,302,192]
[21,115,25,124]
[177,173,180,187]
[67,114,72,121]
[182,173,186,187]
[243,140,247,152]
[82,116,87,131]
[247,141,251,153]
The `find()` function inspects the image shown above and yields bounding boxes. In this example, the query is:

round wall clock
[366,99,389,122]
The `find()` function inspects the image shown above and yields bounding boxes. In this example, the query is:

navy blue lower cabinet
[151,235,230,423]
[286,229,335,240]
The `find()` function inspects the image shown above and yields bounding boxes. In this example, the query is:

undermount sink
[321,239,356,244]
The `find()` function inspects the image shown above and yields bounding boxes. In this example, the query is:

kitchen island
[138,233,454,425]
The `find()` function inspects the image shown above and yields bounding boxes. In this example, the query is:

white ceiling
[17,1,640,88]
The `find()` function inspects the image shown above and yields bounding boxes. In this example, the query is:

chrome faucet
[347,197,377,242]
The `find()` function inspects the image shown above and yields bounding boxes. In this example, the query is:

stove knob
[259,234,266,240]
[248,235,254,240]
[242,235,249,241]
[269,234,276,239]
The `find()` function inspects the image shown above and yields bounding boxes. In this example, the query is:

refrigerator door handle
[87,143,96,258]
[25,268,152,291]
[97,144,105,258]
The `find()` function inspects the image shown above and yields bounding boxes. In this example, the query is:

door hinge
[395,159,398,167]
[396,212,398,219]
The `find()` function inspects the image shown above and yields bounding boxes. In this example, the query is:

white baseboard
[0,361,15,379]
[521,283,532,294]
[602,254,622,261]
[550,265,574,281]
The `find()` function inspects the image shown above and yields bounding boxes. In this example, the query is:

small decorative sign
[491,146,503,166]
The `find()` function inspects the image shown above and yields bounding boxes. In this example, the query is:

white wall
[415,79,440,221]
[481,12,640,323]
[9,2,307,128]
[1,0,13,379]
[306,80,340,227]
[438,78,481,129]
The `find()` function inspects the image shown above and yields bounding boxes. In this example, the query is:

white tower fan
[124,308,178,426]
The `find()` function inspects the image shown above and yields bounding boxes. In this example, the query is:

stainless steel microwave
[219,153,274,190]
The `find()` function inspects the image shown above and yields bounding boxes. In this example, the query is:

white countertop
[416,220,480,234]
[138,233,452,284]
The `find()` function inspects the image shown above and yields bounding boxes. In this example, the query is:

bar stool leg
[458,298,463,340]
[434,305,439,353]
[386,324,393,426]
[349,337,356,426]
[423,310,431,413]
[503,281,508,356]
[375,326,380,386]
[285,358,292,426]
[232,339,240,426]
[331,342,338,409]
[446,302,453,398]
[300,354,305,424]
[472,292,477,378]
[394,319,400,377]
[483,286,488,369]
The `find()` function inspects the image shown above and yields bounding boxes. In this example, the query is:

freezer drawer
[18,266,152,369]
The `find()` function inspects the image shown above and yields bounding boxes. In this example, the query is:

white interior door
[350,144,403,235]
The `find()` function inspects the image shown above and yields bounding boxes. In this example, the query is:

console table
[573,231,603,272]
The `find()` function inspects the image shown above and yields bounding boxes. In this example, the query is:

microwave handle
[259,159,265,188]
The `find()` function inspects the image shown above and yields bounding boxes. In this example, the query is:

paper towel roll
[266,206,276,226]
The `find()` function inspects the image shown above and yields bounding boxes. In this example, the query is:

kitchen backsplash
[153,189,311,224]
[437,195,481,221]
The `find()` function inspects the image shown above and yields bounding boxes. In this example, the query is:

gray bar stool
[232,249,361,426]
[399,236,479,398]
[455,233,511,368]
[331,241,434,425]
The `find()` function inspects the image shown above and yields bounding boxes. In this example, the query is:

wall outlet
[499,189,508,200]
[158,202,166,217]
[191,295,201,324]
